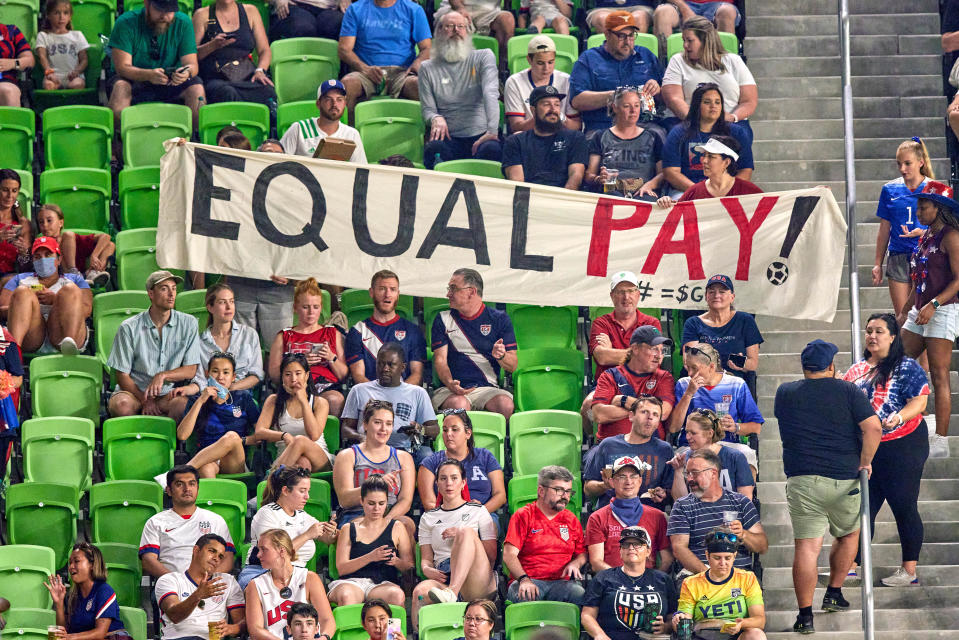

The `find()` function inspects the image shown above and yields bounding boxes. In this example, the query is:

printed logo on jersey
[232,406,242,418]
[86,600,93,611]
[479,324,491,336]
[394,330,406,341]
[266,601,294,627]
[722,395,733,404]
[731,588,741,598]
[645,380,656,390]
[615,588,662,631]
[559,525,569,541]
[199,521,212,535]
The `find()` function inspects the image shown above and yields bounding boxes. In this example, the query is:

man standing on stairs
[773,340,882,635]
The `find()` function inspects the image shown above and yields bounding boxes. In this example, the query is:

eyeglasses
[620,541,649,549]
[683,468,715,478]
[610,30,638,40]
[442,23,469,31]
[612,287,639,296]
[464,617,492,624]
[544,485,575,496]
[446,284,475,293]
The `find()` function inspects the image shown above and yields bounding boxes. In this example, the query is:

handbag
[215,56,256,82]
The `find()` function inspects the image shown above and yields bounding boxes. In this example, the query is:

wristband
[318,634,331,640]
[44,68,56,76]
[516,574,529,583]
[254,67,266,74]
[619,394,628,409]
[896,413,904,426]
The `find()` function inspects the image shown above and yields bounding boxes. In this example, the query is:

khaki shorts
[347,65,412,99]
[431,385,512,411]
[435,4,508,34]
[586,4,653,26]
[786,475,861,539]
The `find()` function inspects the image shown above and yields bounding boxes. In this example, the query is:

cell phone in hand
[386,618,401,640]
[728,353,747,368]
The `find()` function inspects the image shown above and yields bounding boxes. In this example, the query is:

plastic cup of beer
[48,626,65,640]
[722,510,738,526]
[208,621,221,640]
[603,169,619,193]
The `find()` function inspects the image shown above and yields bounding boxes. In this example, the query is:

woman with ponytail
[0,168,32,284]
[872,138,935,316]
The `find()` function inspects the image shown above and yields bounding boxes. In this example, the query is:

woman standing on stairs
[844,313,930,587]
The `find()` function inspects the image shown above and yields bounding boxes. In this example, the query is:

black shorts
[107,73,203,103]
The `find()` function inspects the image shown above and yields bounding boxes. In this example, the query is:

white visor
[693,137,739,162]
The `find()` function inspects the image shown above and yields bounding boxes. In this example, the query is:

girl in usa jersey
[45,543,129,640]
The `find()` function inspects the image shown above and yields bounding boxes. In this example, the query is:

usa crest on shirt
[479,324,491,336]
[394,330,406,341]
[559,525,569,541]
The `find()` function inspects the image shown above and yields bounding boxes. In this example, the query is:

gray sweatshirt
[419,49,499,138]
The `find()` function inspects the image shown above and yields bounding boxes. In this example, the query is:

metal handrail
[859,468,875,640]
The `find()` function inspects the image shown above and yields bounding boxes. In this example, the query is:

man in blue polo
[431,268,517,420]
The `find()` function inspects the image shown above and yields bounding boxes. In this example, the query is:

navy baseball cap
[630,326,671,347]
[529,84,566,106]
[318,79,346,98]
[801,339,838,372]
[706,274,734,292]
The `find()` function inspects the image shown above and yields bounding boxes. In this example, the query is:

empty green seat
[3,610,56,630]
[276,100,318,139]
[507,34,578,74]
[28,355,103,424]
[586,32,657,57]
[270,38,339,104]
[0,545,56,609]
[434,159,502,180]
[119,607,147,640]
[5,482,79,569]
[174,288,209,332]
[0,0,38,42]
[0,106,34,171]
[102,415,177,481]
[512,348,585,413]
[42,105,113,170]
[93,290,150,370]
[21,416,96,492]
[90,479,163,546]
[419,603,468,640]
[666,31,738,59]
[507,474,581,515]
[197,478,248,544]
[39,168,111,233]
[118,166,160,230]
[505,601,579,640]
[120,103,192,168]
[509,409,582,476]
[71,0,115,42]
[116,228,184,291]
[199,101,270,147]
[339,288,415,328]
[333,604,406,640]
[98,543,141,608]
[354,99,425,164]
[506,304,578,350]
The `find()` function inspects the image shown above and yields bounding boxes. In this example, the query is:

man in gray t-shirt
[341,342,438,464]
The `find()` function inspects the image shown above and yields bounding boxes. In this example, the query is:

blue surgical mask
[207,376,229,400]
[33,256,57,278]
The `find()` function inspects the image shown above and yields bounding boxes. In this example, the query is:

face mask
[33,256,57,278]
[207,376,229,400]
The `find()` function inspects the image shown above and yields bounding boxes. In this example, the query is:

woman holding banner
[655,135,761,208]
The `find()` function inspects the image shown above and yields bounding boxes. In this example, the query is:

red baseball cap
[32,236,60,255]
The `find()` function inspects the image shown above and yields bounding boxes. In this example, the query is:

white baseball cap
[527,35,557,55]
[610,270,639,290]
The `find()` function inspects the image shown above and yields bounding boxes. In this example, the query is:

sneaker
[58,336,80,356]
[792,615,815,634]
[880,567,918,586]
[928,433,950,459]
[85,269,110,288]
[925,414,936,432]
[328,310,349,333]
[845,565,859,582]
[427,587,456,604]
[153,472,168,489]
[526,25,539,33]
[821,592,850,612]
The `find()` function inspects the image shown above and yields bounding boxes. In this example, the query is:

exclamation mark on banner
[766,195,820,286]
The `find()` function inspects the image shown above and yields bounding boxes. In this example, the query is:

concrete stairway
[743,0,959,637]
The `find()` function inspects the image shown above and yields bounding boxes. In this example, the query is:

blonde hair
[37,202,65,221]
[260,529,296,561]
[293,277,324,305]
[682,16,725,72]
[686,409,724,443]
[897,138,935,180]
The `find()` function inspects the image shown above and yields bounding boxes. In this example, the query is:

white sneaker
[880,567,918,586]
[428,587,456,603]
[154,472,168,489]
[925,414,936,432]
[58,337,80,356]
[85,269,110,288]
[929,433,950,459]
[844,566,859,583]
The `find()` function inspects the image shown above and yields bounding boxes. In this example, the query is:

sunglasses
[706,531,739,545]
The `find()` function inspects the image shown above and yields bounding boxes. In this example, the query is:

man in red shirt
[585,455,672,573]
[504,465,587,604]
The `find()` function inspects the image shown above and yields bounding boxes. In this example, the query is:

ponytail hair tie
[912,136,922,143]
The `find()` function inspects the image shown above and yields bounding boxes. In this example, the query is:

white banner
[157,141,848,321]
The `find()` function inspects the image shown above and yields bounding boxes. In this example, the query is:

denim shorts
[902,302,959,342]
[673,1,741,26]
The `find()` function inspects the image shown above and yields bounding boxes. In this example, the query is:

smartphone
[728,353,747,368]
[720,622,737,634]
[386,618,401,640]
[311,343,325,354]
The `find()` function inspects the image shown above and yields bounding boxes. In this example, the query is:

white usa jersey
[139,508,235,573]
[253,565,309,637]
[155,571,244,640]
[247,503,320,567]
[417,501,496,565]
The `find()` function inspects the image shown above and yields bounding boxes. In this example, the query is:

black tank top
[342,520,400,584]
[199,2,256,80]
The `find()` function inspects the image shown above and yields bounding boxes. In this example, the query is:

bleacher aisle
[746,0,959,636]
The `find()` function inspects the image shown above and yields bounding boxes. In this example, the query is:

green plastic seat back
[509,409,583,476]
[93,291,151,369]
[71,0,116,42]
[120,103,192,168]
[0,0,38,41]
[354,99,425,164]
[43,106,113,170]
[270,37,340,104]
[14,168,32,218]
[116,228,185,291]
[512,348,585,413]
[0,107,35,171]
[3,610,56,631]
[5,483,79,569]
[119,606,147,640]
[504,601,580,640]
[39,168,111,232]
[0,545,56,609]
[471,34,498,64]
[435,410,507,468]
[30,44,103,111]
[174,288,209,332]
[506,304,578,350]
[507,34,578,74]
[339,288,415,329]
[434,159,502,180]
[90,479,163,546]
[666,31,737,59]
[419,603,468,640]
[333,604,406,640]
[118,166,161,230]
[507,474,581,515]
[324,415,340,455]
[197,478,248,544]
[29,356,103,425]
[21,417,96,491]
[0,627,48,640]
[98,543,142,608]
[102,416,176,481]
[199,101,270,147]
[276,100,319,138]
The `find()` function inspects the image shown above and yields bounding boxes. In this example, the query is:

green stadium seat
[666,31,738,59]
[39,168,111,233]
[199,101,270,147]
[0,0,38,42]
[30,43,103,111]
[339,288,415,329]
[120,103,192,168]
[419,603,468,640]
[276,100,318,138]
[5,482,79,569]
[506,304,578,350]
[0,106,34,171]
[3,610,56,630]
[472,34,498,63]
[270,38,339,105]
[197,478,248,544]
[21,417,96,492]
[102,415,177,481]
[507,474,581,515]
[174,288,209,332]
[435,410,506,468]
[509,409,582,476]
[93,290,150,369]
[504,601,579,640]
[89,479,163,546]
[116,228,185,291]
[118,166,160,230]
[28,355,103,424]
[507,34,578,75]
[354,99,425,165]
[512,348,585,413]
[98,543,141,608]
[586,32,657,57]
[71,0,115,42]
[119,606,147,640]
[42,105,113,170]
[434,159,502,180]
[122,0,192,13]
[324,415,340,456]
[333,604,406,640]
[0,545,55,609]
[0,627,46,640]
[14,168,32,218]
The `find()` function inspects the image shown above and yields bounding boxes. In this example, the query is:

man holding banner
[431,268,517,419]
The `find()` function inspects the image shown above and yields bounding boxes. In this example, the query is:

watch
[932,299,941,309]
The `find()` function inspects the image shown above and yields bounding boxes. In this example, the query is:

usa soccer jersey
[140,507,235,573]
[505,502,585,581]
[674,373,763,446]
[876,177,928,255]
[431,306,517,388]
[583,566,677,640]
[345,316,427,380]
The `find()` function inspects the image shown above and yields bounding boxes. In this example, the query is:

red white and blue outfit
[430,305,517,389]
[345,316,426,380]
[68,580,125,635]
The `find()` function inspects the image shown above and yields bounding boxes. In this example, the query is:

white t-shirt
[247,503,320,567]
[279,119,367,163]
[661,52,755,113]
[417,501,496,565]
[504,69,577,122]
[139,508,235,574]
[34,30,89,77]
[155,571,244,640]
[252,566,309,638]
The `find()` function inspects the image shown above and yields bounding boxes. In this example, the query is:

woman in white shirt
[410,459,497,630]
[661,16,757,143]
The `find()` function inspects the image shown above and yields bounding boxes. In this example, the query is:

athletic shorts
[786,475,861,539]
[346,65,411,99]
[327,577,399,600]
[902,302,959,342]
[431,385,512,411]
[435,4,508,34]
[666,1,741,27]
[885,251,912,283]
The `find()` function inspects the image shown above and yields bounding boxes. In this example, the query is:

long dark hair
[0,168,25,223]
[67,542,107,619]
[263,465,311,505]
[682,83,730,148]
[862,313,905,389]
[441,409,475,460]
[270,353,317,430]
